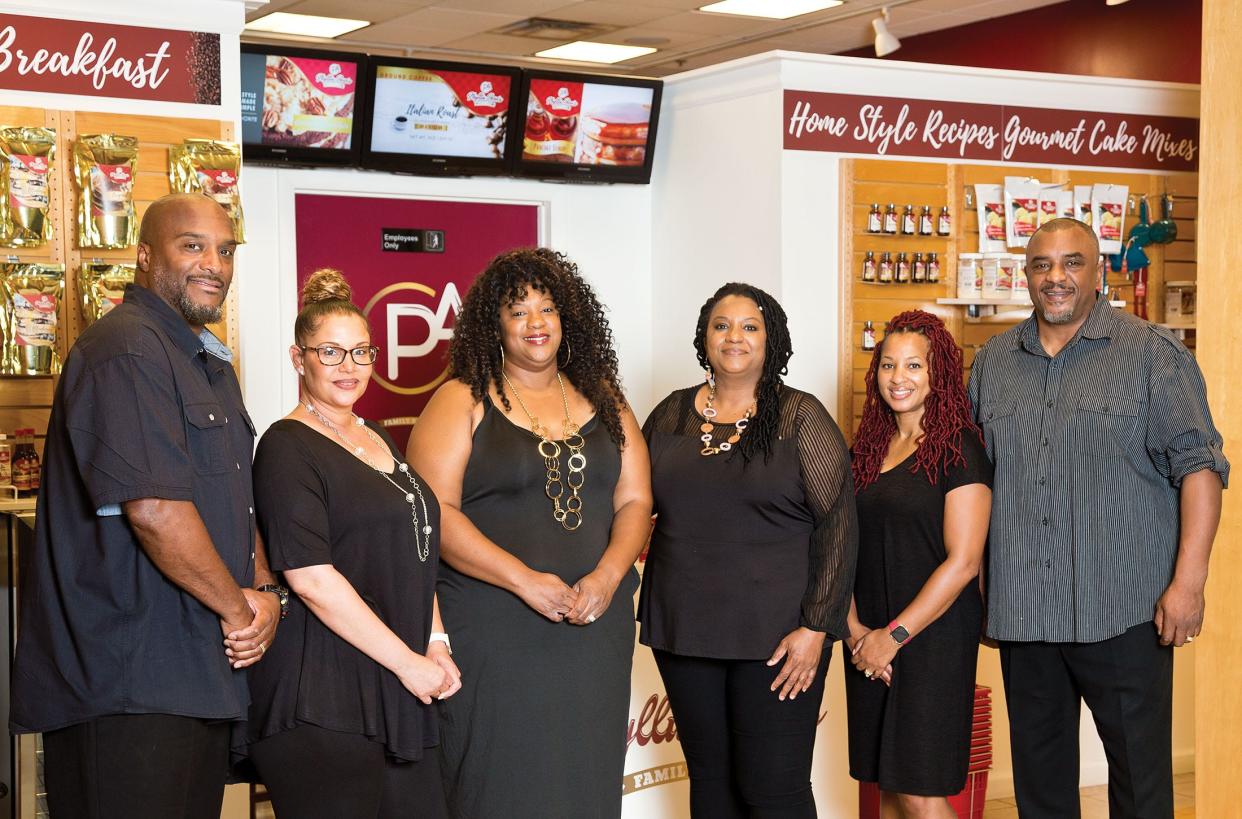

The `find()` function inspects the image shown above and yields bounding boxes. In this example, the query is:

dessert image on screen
[576,102,650,167]
[262,56,357,149]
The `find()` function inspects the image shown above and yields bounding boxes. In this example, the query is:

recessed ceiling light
[245,12,370,39]
[698,0,844,19]
[535,42,657,63]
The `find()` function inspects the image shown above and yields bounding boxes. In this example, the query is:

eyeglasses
[299,344,380,366]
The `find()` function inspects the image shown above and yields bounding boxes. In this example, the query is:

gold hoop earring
[558,340,572,369]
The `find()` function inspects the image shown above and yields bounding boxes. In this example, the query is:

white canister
[957,253,983,299]
[981,252,1006,299]
[1002,254,1028,301]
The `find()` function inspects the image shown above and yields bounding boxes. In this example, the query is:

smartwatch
[888,621,911,646]
[429,631,453,655]
[257,584,290,621]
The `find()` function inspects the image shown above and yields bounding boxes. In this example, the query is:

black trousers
[1000,622,1174,819]
[43,713,230,819]
[250,723,449,819]
[653,648,830,819]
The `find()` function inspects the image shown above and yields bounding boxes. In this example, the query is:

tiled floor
[982,772,1195,818]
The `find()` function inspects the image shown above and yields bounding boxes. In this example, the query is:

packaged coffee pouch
[975,184,1006,253]
[1003,176,1040,248]
[1038,183,1065,226]
[169,140,245,243]
[1074,185,1094,228]
[74,134,139,249]
[1,262,64,374]
[79,261,135,325]
[0,127,57,247]
[1091,183,1128,255]
[1058,189,1076,219]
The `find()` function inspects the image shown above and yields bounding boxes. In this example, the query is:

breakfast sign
[784,90,1199,172]
[0,13,220,104]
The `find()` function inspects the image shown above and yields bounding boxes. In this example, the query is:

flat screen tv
[514,70,662,184]
[239,44,366,166]
[360,58,521,176]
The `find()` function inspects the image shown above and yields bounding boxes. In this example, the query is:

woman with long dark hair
[845,310,993,818]
[639,282,857,817]
[408,247,652,818]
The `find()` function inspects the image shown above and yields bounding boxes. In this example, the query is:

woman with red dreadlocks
[844,310,993,818]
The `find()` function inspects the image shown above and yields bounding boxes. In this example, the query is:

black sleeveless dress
[437,397,638,819]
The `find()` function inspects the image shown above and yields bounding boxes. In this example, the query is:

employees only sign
[784,90,1198,171]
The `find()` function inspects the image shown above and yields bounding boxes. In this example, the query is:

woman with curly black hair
[638,282,858,818]
[407,247,652,819]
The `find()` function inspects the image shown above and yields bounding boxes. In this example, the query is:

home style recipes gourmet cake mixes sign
[0,13,220,105]
[784,90,1198,172]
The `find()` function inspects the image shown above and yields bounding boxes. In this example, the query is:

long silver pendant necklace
[304,401,433,562]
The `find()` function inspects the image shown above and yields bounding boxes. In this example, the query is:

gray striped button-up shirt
[967,297,1228,643]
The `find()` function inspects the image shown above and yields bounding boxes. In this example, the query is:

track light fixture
[872,7,901,57]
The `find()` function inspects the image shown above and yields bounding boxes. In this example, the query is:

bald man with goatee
[10,194,285,818]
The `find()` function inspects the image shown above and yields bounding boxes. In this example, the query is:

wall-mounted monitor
[360,58,521,176]
[514,71,662,184]
[240,44,366,166]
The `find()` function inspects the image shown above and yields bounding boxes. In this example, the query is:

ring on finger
[586,614,596,623]
[864,669,873,679]
[259,642,266,653]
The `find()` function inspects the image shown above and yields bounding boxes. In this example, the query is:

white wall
[237,167,653,433]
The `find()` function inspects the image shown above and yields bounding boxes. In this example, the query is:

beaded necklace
[304,402,433,562]
[699,385,755,457]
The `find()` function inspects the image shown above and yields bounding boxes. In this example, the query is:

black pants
[43,713,229,819]
[250,723,449,819]
[1000,622,1174,819]
[653,649,830,819]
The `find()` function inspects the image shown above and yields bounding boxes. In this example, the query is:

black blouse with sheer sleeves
[638,384,858,660]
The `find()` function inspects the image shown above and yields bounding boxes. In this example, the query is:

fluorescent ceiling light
[535,42,657,63]
[699,0,844,19]
[245,12,370,38]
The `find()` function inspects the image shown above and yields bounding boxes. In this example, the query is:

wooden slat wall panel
[0,110,235,454]
[841,159,1197,440]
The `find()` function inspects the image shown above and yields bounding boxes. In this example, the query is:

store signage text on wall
[0,14,220,104]
[784,90,1198,171]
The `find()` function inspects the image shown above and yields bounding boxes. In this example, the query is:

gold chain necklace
[304,401,432,562]
[500,371,587,531]
[699,385,755,457]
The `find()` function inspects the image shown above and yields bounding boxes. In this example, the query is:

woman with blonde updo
[242,269,459,818]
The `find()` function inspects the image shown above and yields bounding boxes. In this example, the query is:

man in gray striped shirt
[968,217,1227,819]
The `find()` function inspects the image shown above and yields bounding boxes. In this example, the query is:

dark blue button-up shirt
[11,284,257,733]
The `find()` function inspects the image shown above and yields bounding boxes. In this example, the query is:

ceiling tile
[431,0,581,14]
[246,0,305,21]
[439,32,545,55]
[598,24,716,50]
[540,2,675,27]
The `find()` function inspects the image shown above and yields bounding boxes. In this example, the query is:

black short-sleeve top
[11,284,257,734]
[244,419,440,762]
[852,432,994,629]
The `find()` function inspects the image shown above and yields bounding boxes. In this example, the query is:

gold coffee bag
[79,262,135,325]
[74,134,138,249]
[1,262,64,375]
[0,127,57,248]
[170,140,245,243]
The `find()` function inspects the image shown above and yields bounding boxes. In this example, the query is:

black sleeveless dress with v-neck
[436,397,638,819]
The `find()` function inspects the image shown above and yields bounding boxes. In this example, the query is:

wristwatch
[888,621,911,646]
[257,584,290,621]
[428,631,452,655]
